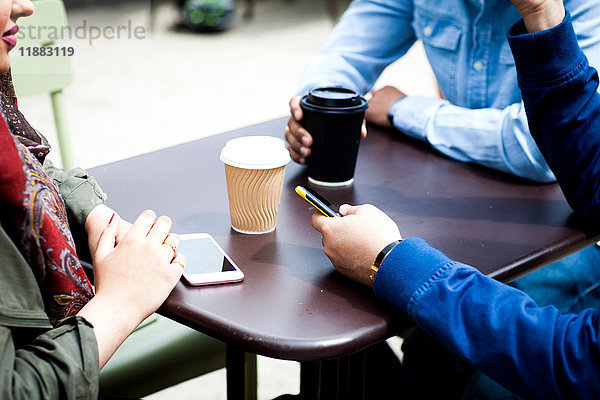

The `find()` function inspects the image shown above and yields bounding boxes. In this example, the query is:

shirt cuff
[388,96,445,140]
[373,237,453,314]
[507,10,584,85]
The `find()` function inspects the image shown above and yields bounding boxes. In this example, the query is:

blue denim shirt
[297,0,600,182]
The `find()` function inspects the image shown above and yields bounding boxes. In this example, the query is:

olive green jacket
[0,162,106,399]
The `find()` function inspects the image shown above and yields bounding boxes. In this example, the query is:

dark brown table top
[90,117,600,361]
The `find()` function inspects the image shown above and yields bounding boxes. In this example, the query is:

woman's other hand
[78,209,185,368]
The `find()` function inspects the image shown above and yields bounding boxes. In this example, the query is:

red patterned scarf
[0,71,93,324]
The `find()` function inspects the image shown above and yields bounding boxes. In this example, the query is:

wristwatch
[369,240,402,283]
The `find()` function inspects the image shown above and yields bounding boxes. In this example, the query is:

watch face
[375,240,402,267]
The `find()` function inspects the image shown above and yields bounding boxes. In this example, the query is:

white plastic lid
[220,136,291,169]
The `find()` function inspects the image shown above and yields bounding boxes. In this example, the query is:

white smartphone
[179,233,244,286]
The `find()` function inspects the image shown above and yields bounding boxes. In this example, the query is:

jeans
[511,244,600,313]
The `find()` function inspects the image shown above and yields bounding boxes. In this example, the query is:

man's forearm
[375,238,600,399]
[388,95,556,182]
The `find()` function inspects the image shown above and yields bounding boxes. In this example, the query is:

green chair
[11,0,74,168]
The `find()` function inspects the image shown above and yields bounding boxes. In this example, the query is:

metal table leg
[275,341,404,399]
[226,344,257,400]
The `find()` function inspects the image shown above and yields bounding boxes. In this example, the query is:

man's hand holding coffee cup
[293,88,368,186]
[365,86,406,129]
[286,96,312,164]
[286,95,368,165]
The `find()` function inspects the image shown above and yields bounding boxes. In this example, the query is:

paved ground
[17,0,436,398]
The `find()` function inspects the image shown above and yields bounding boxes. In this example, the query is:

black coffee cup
[300,87,368,186]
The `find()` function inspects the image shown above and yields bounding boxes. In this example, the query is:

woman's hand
[311,204,402,286]
[508,0,565,32]
[85,204,132,260]
[78,209,186,368]
[91,210,184,319]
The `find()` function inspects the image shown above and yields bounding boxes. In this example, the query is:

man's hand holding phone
[311,204,402,287]
[295,186,401,285]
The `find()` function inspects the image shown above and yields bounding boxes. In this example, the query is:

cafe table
[90,117,600,399]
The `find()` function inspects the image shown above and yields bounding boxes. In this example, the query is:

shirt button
[473,60,484,71]
[423,25,433,37]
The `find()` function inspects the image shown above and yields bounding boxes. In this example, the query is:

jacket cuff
[44,162,107,227]
[388,96,445,140]
[61,175,106,227]
[45,316,100,398]
[373,237,453,314]
[507,11,584,85]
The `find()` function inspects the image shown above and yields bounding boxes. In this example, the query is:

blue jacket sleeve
[508,11,600,222]
[375,238,600,400]
[371,12,600,400]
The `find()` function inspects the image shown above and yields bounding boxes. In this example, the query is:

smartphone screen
[179,233,244,286]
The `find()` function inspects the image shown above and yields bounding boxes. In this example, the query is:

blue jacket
[374,12,600,400]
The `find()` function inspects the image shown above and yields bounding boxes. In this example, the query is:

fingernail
[108,213,115,226]
[339,204,350,214]
[294,111,302,120]
[302,137,310,146]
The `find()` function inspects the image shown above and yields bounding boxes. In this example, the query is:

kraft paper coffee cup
[300,87,368,187]
[220,136,291,234]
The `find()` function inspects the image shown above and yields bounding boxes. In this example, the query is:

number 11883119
[19,46,74,57]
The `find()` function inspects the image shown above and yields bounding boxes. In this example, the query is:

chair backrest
[11,0,72,97]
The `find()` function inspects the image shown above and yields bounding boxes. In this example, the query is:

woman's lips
[2,25,18,49]
[2,35,16,49]
[3,25,18,36]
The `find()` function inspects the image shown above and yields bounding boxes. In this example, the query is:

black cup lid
[306,87,364,108]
